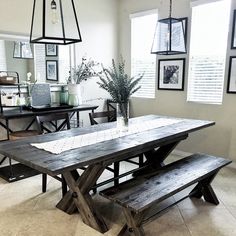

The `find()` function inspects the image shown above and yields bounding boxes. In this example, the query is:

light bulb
[165,31,170,49]
[51,0,59,24]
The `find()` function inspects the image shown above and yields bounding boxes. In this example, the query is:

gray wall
[5,41,32,82]
[119,0,236,161]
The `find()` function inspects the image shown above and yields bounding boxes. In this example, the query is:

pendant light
[30,0,82,45]
[13,42,34,59]
[151,0,186,55]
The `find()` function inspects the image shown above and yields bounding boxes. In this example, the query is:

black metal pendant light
[13,42,34,59]
[151,0,186,55]
[30,0,82,45]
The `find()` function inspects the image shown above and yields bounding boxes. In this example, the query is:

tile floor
[0,155,236,236]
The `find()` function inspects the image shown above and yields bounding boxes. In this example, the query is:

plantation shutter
[187,56,225,104]
[187,0,229,105]
[0,40,7,71]
[34,44,46,82]
[58,45,70,82]
[130,10,157,99]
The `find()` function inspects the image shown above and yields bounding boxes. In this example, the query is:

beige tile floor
[0,155,236,236]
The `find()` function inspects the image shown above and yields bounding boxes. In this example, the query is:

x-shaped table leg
[56,163,108,233]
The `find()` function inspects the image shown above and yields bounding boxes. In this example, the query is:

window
[0,40,7,71]
[34,44,46,82]
[131,10,157,98]
[187,0,231,104]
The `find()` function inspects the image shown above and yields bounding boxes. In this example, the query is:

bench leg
[189,171,219,205]
[119,208,145,236]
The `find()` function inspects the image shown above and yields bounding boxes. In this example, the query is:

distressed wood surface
[0,115,215,176]
[100,153,231,213]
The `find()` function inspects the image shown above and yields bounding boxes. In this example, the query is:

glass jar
[116,101,129,132]
[60,86,68,105]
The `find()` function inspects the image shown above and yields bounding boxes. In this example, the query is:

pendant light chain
[169,0,172,18]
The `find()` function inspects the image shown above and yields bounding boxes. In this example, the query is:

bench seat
[100,153,231,235]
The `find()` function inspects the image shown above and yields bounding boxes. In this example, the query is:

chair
[9,112,70,195]
[89,111,144,187]
[35,113,70,195]
[89,110,116,125]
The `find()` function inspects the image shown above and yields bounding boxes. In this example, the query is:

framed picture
[158,58,185,90]
[45,44,58,56]
[227,56,236,93]
[231,10,236,49]
[46,60,58,81]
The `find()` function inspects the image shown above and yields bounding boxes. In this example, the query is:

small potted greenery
[67,57,99,106]
[97,57,143,131]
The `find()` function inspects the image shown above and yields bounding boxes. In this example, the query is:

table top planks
[0,115,215,176]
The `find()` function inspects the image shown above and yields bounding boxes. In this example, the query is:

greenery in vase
[97,58,143,103]
[97,57,143,121]
[67,57,100,84]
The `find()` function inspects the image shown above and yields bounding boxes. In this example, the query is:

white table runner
[31,118,181,155]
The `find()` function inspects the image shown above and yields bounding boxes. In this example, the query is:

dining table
[0,114,215,233]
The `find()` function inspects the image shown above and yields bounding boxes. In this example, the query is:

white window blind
[34,44,46,82]
[0,40,7,71]
[58,45,70,82]
[131,10,157,98]
[187,0,231,104]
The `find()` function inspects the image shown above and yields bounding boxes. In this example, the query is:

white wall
[118,0,236,161]
[74,0,118,126]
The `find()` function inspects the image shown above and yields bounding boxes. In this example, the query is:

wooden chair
[35,113,71,195]
[9,112,70,195]
[89,110,116,125]
[89,111,144,188]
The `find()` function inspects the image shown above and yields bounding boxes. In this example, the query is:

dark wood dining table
[0,115,215,233]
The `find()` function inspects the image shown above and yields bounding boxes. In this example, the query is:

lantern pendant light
[30,0,82,45]
[151,0,186,55]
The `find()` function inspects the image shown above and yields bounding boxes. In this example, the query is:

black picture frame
[46,60,58,81]
[231,10,236,49]
[45,44,58,56]
[227,56,236,93]
[158,58,185,91]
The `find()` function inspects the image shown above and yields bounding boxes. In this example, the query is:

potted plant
[97,57,143,131]
[67,57,99,106]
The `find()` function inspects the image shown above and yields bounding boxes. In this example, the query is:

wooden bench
[100,153,231,236]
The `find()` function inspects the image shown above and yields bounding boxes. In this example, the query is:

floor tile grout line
[177,204,194,236]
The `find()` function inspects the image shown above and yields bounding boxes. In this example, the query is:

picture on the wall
[227,56,236,93]
[231,10,236,49]
[45,44,58,56]
[46,60,58,81]
[158,58,185,90]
